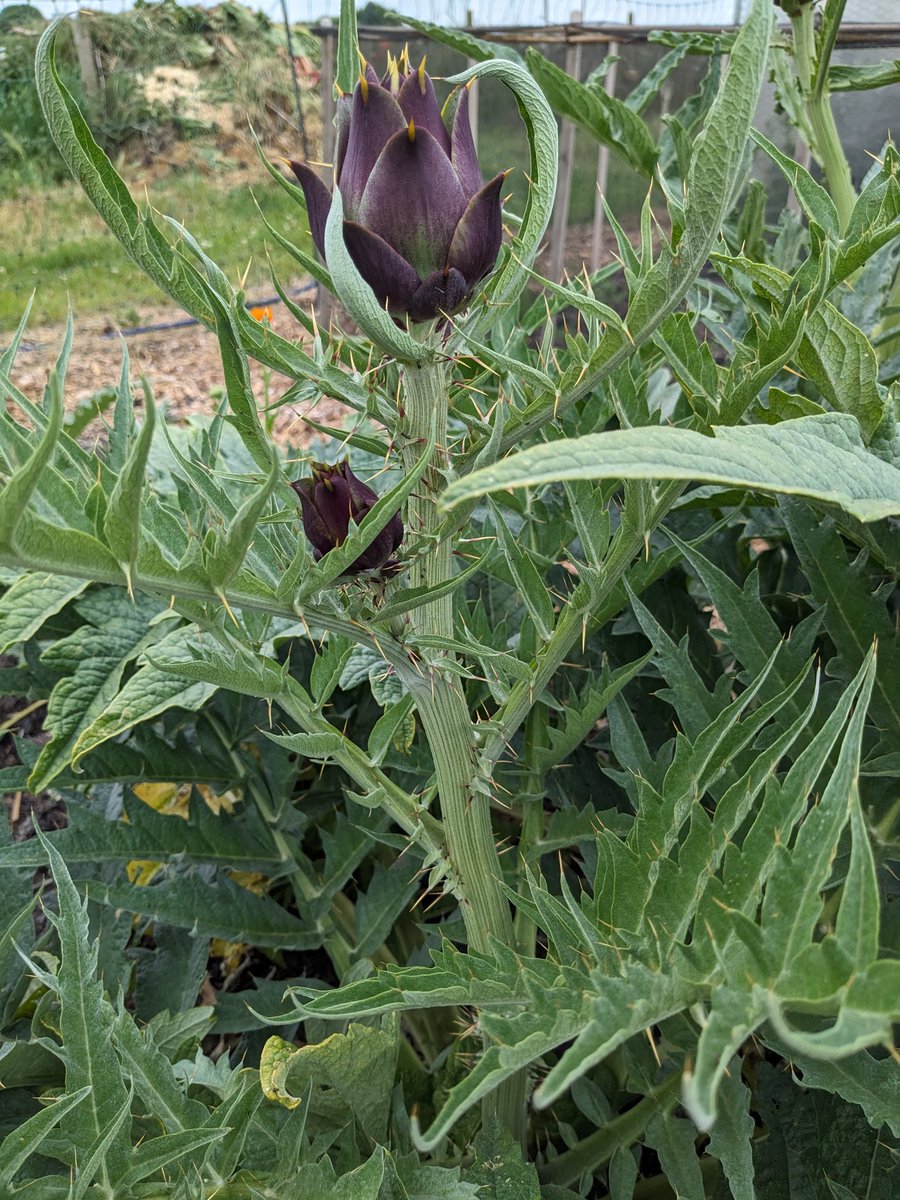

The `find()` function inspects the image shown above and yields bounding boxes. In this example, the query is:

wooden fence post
[589,42,618,274]
[72,15,100,96]
[466,9,479,153]
[547,11,582,282]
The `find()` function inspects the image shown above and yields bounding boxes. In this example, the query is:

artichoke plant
[289,53,506,323]
[291,459,403,573]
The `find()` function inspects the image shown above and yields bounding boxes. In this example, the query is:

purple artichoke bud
[288,52,507,324]
[290,459,403,574]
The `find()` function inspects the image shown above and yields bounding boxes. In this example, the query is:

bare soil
[9,299,346,448]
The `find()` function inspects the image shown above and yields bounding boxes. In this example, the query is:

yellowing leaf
[210,938,247,975]
[130,782,242,820]
[228,871,269,895]
[132,782,191,819]
[196,784,242,815]
[260,1034,306,1110]
[125,859,163,886]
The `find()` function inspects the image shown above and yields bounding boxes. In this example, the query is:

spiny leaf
[104,385,155,579]
[0,795,282,874]
[0,366,64,551]
[34,828,131,1188]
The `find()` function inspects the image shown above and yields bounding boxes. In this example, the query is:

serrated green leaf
[628,0,772,336]
[834,791,881,971]
[263,729,346,760]
[654,313,720,416]
[69,1089,133,1200]
[149,627,285,699]
[112,1005,207,1133]
[35,829,131,1188]
[525,48,657,176]
[490,502,555,640]
[354,862,418,962]
[780,500,900,734]
[71,625,217,766]
[204,447,280,594]
[261,1022,398,1141]
[764,1040,900,1138]
[763,651,875,966]
[0,572,89,653]
[0,369,63,552]
[0,1086,90,1189]
[536,652,652,770]
[84,875,321,949]
[705,1059,756,1200]
[29,590,170,791]
[644,1112,704,1200]
[750,128,840,238]
[310,634,353,706]
[374,557,483,625]
[104,387,155,576]
[798,307,885,442]
[465,1117,540,1199]
[368,695,415,767]
[121,1127,228,1188]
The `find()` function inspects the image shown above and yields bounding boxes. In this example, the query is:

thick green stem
[400,358,524,1136]
[400,361,455,635]
[792,5,856,232]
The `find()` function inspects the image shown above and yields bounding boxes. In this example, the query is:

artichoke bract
[291,460,403,574]
[290,53,506,323]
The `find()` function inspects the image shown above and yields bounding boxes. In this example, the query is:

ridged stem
[400,358,524,1136]
[791,5,856,232]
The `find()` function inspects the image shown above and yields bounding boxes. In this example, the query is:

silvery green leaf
[443,416,900,525]
[447,58,558,327]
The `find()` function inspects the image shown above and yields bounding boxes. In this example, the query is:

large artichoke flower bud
[289,52,506,323]
[291,460,403,574]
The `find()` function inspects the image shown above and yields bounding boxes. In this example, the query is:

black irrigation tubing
[14,283,319,353]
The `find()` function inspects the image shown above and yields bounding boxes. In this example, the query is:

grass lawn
[0,168,313,332]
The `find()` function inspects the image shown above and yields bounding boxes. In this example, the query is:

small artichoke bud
[290,460,403,574]
[288,53,506,324]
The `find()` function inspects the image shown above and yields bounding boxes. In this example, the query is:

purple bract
[291,459,403,574]
[289,52,506,323]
